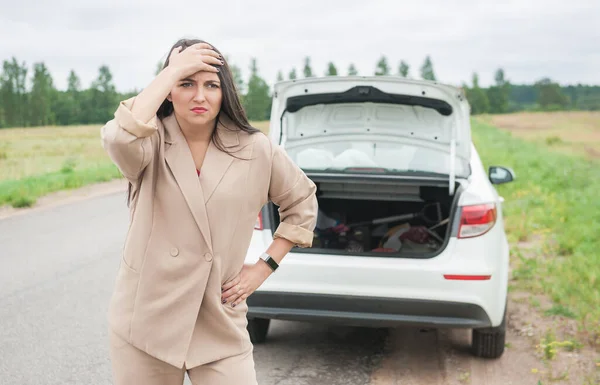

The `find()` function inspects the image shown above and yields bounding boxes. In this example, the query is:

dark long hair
[127,38,261,205]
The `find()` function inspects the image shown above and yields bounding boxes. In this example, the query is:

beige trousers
[109,330,258,385]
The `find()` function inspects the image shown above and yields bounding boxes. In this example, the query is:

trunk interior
[269,176,460,258]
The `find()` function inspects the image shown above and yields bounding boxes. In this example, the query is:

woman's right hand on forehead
[167,43,223,79]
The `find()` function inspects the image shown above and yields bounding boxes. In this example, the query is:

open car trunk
[265,77,473,257]
[268,174,461,258]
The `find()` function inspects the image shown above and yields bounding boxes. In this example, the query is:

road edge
[0,179,129,220]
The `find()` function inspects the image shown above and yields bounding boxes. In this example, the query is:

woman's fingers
[221,275,242,303]
[232,292,249,307]
[168,46,183,61]
[197,48,222,59]
[190,42,214,51]
[201,64,220,73]
[221,264,264,307]
[198,57,223,72]
[222,282,244,304]
[200,55,224,66]
[221,275,240,292]
[167,44,223,76]
[189,51,222,73]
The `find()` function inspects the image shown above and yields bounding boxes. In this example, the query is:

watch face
[261,254,278,271]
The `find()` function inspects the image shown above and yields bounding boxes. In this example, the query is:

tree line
[0,58,135,129]
[1,55,599,129]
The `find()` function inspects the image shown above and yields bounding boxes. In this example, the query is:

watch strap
[260,252,279,271]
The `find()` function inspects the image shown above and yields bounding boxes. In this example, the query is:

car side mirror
[489,166,515,185]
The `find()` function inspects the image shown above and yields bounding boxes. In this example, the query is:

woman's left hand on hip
[221,263,272,307]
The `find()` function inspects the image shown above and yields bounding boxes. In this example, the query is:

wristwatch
[259,252,279,272]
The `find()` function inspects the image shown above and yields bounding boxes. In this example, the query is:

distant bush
[545,136,563,145]
[60,158,77,173]
[11,195,35,208]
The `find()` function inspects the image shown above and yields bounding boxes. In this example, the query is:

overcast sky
[1,0,598,92]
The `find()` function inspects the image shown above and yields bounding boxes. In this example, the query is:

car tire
[247,318,270,344]
[471,309,506,359]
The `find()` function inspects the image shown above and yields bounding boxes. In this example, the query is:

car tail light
[458,203,497,238]
[254,212,263,230]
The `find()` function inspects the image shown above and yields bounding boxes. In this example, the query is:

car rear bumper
[247,291,492,329]
[246,227,509,327]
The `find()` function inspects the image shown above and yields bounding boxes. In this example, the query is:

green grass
[0,124,111,182]
[0,123,124,207]
[544,305,577,319]
[0,163,123,207]
[472,117,600,344]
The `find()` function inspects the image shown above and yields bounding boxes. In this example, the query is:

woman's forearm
[130,67,180,123]
[260,237,295,268]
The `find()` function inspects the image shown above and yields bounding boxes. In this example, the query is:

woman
[101,38,318,385]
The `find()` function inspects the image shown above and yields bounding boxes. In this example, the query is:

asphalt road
[0,191,554,385]
[0,192,386,385]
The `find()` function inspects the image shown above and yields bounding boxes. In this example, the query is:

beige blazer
[101,97,318,369]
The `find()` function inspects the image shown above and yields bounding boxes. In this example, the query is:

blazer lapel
[199,116,240,204]
[163,114,213,251]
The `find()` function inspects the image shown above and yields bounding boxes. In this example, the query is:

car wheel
[247,318,270,344]
[471,309,506,359]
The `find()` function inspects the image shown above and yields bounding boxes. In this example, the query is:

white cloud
[0,0,598,92]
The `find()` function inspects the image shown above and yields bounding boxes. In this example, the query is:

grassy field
[471,115,600,345]
[0,125,120,207]
[0,121,270,207]
[1,114,599,344]
[482,111,600,160]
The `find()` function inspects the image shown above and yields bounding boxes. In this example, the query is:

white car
[244,76,515,358]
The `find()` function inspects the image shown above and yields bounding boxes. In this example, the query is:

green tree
[564,84,600,110]
[325,62,338,76]
[229,62,245,96]
[465,73,489,115]
[67,70,81,93]
[288,68,297,80]
[92,65,116,93]
[88,65,118,123]
[487,68,510,113]
[375,56,389,76]
[303,57,313,78]
[420,56,436,81]
[0,57,28,127]
[29,62,56,126]
[244,58,271,120]
[347,63,358,76]
[535,78,570,110]
[53,70,82,125]
[398,61,409,77]
[276,70,284,82]
[495,69,506,86]
[52,90,72,126]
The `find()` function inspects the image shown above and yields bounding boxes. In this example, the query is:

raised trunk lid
[268,76,472,195]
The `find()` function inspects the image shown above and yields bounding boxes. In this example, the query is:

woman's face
[168,71,222,129]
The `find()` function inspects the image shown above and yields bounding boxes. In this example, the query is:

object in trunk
[270,177,459,258]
